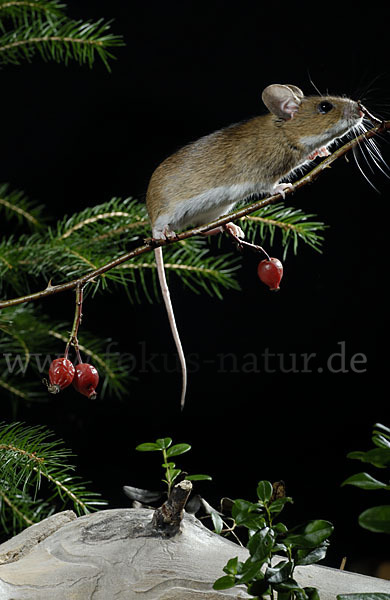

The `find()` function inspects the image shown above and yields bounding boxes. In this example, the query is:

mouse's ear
[262,84,304,119]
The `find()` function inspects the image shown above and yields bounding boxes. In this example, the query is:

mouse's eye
[317,101,334,114]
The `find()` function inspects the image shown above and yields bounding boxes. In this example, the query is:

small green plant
[342,423,390,534]
[135,437,211,496]
[213,480,333,599]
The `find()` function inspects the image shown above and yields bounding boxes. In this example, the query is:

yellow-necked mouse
[146,83,364,408]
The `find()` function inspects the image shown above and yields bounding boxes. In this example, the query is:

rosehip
[73,363,99,399]
[46,357,75,394]
[257,257,283,291]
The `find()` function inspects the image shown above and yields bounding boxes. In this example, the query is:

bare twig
[0,119,389,310]
[151,479,192,537]
[223,224,271,260]
[64,283,84,364]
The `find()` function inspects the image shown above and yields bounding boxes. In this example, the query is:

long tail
[154,246,187,409]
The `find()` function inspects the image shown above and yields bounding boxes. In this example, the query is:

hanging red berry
[46,357,75,394]
[73,363,99,399]
[257,258,283,291]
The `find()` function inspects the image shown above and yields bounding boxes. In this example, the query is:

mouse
[146,83,364,408]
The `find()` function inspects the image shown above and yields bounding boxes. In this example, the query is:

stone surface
[0,508,389,599]
[0,510,77,566]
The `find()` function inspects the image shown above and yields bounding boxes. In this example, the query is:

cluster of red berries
[257,257,283,291]
[46,358,99,399]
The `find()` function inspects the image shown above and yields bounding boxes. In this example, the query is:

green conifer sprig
[0,421,106,537]
[0,2,124,69]
[0,0,66,30]
[0,196,326,303]
[242,202,326,259]
[0,183,45,229]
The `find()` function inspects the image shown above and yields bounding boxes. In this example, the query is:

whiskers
[349,117,390,193]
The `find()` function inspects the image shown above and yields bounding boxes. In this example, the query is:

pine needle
[0,421,106,536]
[0,12,124,69]
[242,202,326,259]
[0,183,45,229]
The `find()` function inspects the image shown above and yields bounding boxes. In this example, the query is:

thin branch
[42,470,89,513]
[0,197,40,227]
[59,211,137,239]
[0,442,45,464]
[48,329,117,380]
[64,283,83,363]
[0,378,28,398]
[0,489,34,527]
[1,119,389,310]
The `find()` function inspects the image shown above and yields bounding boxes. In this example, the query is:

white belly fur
[153,181,269,237]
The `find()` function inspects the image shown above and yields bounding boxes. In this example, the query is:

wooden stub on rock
[152,479,192,537]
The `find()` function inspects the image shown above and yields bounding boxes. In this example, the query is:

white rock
[0,508,388,599]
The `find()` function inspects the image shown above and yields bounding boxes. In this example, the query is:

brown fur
[146,94,361,227]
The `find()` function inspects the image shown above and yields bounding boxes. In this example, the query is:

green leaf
[257,480,273,503]
[167,468,181,483]
[273,543,288,553]
[166,443,191,457]
[358,505,390,533]
[373,435,390,450]
[223,556,239,575]
[232,499,261,525]
[373,423,390,439]
[241,514,267,530]
[284,520,334,549]
[247,577,270,596]
[239,558,264,584]
[337,595,390,600]
[274,578,304,592]
[135,442,160,452]
[265,560,292,583]
[155,438,172,450]
[247,527,275,562]
[304,588,321,600]
[212,575,236,590]
[269,496,294,515]
[347,448,390,468]
[186,474,212,481]
[274,522,288,534]
[211,511,224,534]
[341,472,389,490]
[295,541,330,565]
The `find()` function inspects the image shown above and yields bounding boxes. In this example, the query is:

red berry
[73,363,99,399]
[47,358,75,394]
[257,257,283,291]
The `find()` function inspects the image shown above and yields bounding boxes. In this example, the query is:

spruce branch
[0,421,106,536]
[0,14,124,69]
[1,118,388,310]
[0,0,66,33]
[0,378,29,399]
[0,183,45,229]
[0,197,242,302]
[243,202,326,259]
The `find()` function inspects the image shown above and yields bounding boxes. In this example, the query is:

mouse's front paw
[307,147,331,160]
[273,182,293,199]
[224,222,245,239]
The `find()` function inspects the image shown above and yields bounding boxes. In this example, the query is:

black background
[1,0,390,579]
